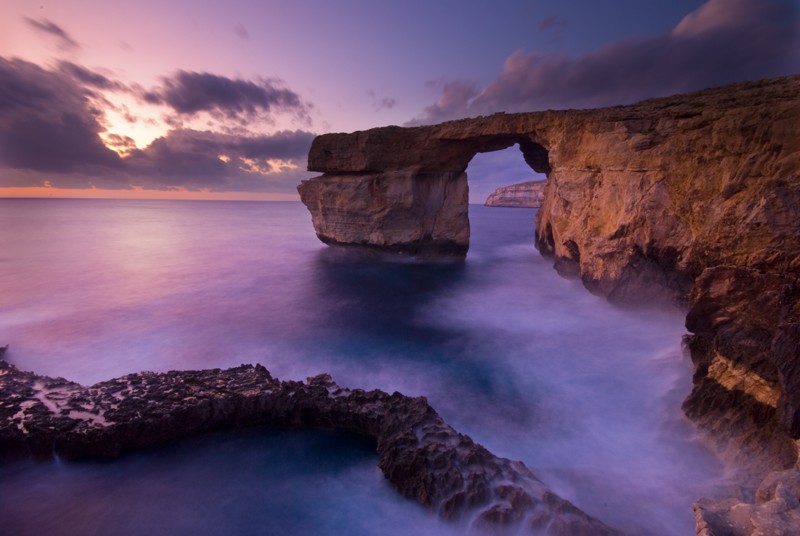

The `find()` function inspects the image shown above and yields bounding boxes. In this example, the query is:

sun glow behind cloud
[98,94,170,155]
[2,0,797,200]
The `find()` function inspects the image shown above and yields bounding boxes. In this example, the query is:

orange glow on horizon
[0,186,300,202]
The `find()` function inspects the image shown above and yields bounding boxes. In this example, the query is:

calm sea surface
[0,199,724,535]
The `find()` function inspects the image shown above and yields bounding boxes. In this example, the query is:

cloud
[142,71,310,124]
[415,80,479,125]
[410,0,800,124]
[0,57,316,193]
[367,90,397,112]
[234,24,249,41]
[0,57,121,176]
[374,97,397,111]
[538,16,568,32]
[124,129,315,191]
[58,61,128,92]
[24,17,80,50]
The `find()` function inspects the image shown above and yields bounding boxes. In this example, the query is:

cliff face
[485,180,546,208]
[299,75,800,494]
[298,170,469,255]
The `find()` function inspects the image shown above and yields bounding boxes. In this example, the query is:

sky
[1,0,798,201]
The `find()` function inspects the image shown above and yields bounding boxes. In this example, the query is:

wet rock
[683,267,800,482]
[297,75,800,533]
[694,469,800,536]
[0,361,619,535]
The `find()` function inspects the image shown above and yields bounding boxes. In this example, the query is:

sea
[0,198,726,535]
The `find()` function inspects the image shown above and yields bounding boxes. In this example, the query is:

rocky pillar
[298,170,469,256]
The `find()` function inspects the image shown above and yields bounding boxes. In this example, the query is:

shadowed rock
[298,76,800,510]
[0,359,618,535]
[694,469,800,536]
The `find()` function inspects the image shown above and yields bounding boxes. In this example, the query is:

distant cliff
[484,180,545,207]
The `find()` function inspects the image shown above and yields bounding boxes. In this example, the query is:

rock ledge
[0,359,617,535]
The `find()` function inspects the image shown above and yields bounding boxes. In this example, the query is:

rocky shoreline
[296,75,800,533]
[4,75,799,534]
[0,356,617,535]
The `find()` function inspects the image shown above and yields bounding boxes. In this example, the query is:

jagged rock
[485,180,546,208]
[297,75,800,533]
[694,469,800,536]
[683,267,800,481]
[0,360,618,535]
[300,76,800,468]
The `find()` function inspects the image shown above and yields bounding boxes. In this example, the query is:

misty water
[0,199,725,535]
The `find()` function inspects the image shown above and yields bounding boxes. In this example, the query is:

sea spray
[0,199,725,535]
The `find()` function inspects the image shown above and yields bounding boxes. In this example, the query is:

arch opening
[464,142,549,205]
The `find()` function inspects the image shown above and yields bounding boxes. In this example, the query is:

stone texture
[694,469,800,536]
[683,267,800,480]
[0,359,618,535]
[485,180,546,208]
[298,170,469,256]
[301,75,798,301]
[298,75,800,532]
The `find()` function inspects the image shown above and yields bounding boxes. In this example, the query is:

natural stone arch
[298,130,551,256]
[298,77,800,499]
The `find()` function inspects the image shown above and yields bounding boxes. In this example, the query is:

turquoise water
[0,199,723,535]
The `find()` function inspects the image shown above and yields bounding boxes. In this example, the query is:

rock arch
[298,127,550,256]
[299,76,800,505]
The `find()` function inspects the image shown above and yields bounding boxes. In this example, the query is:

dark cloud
[124,129,315,192]
[143,71,310,124]
[410,0,800,124]
[0,57,316,193]
[0,57,121,176]
[24,17,80,50]
[58,61,128,91]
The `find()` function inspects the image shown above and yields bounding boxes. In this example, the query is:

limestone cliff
[299,75,800,525]
[485,180,545,208]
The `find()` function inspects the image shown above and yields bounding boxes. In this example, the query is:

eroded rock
[694,469,800,536]
[0,360,618,535]
[298,77,800,524]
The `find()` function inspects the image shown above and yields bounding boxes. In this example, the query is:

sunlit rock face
[297,170,470,256]
[485,180,545,208]
[299,75,800,511]
[299,124,552,256]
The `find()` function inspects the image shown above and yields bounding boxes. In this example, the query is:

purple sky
[1,0,798,200]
